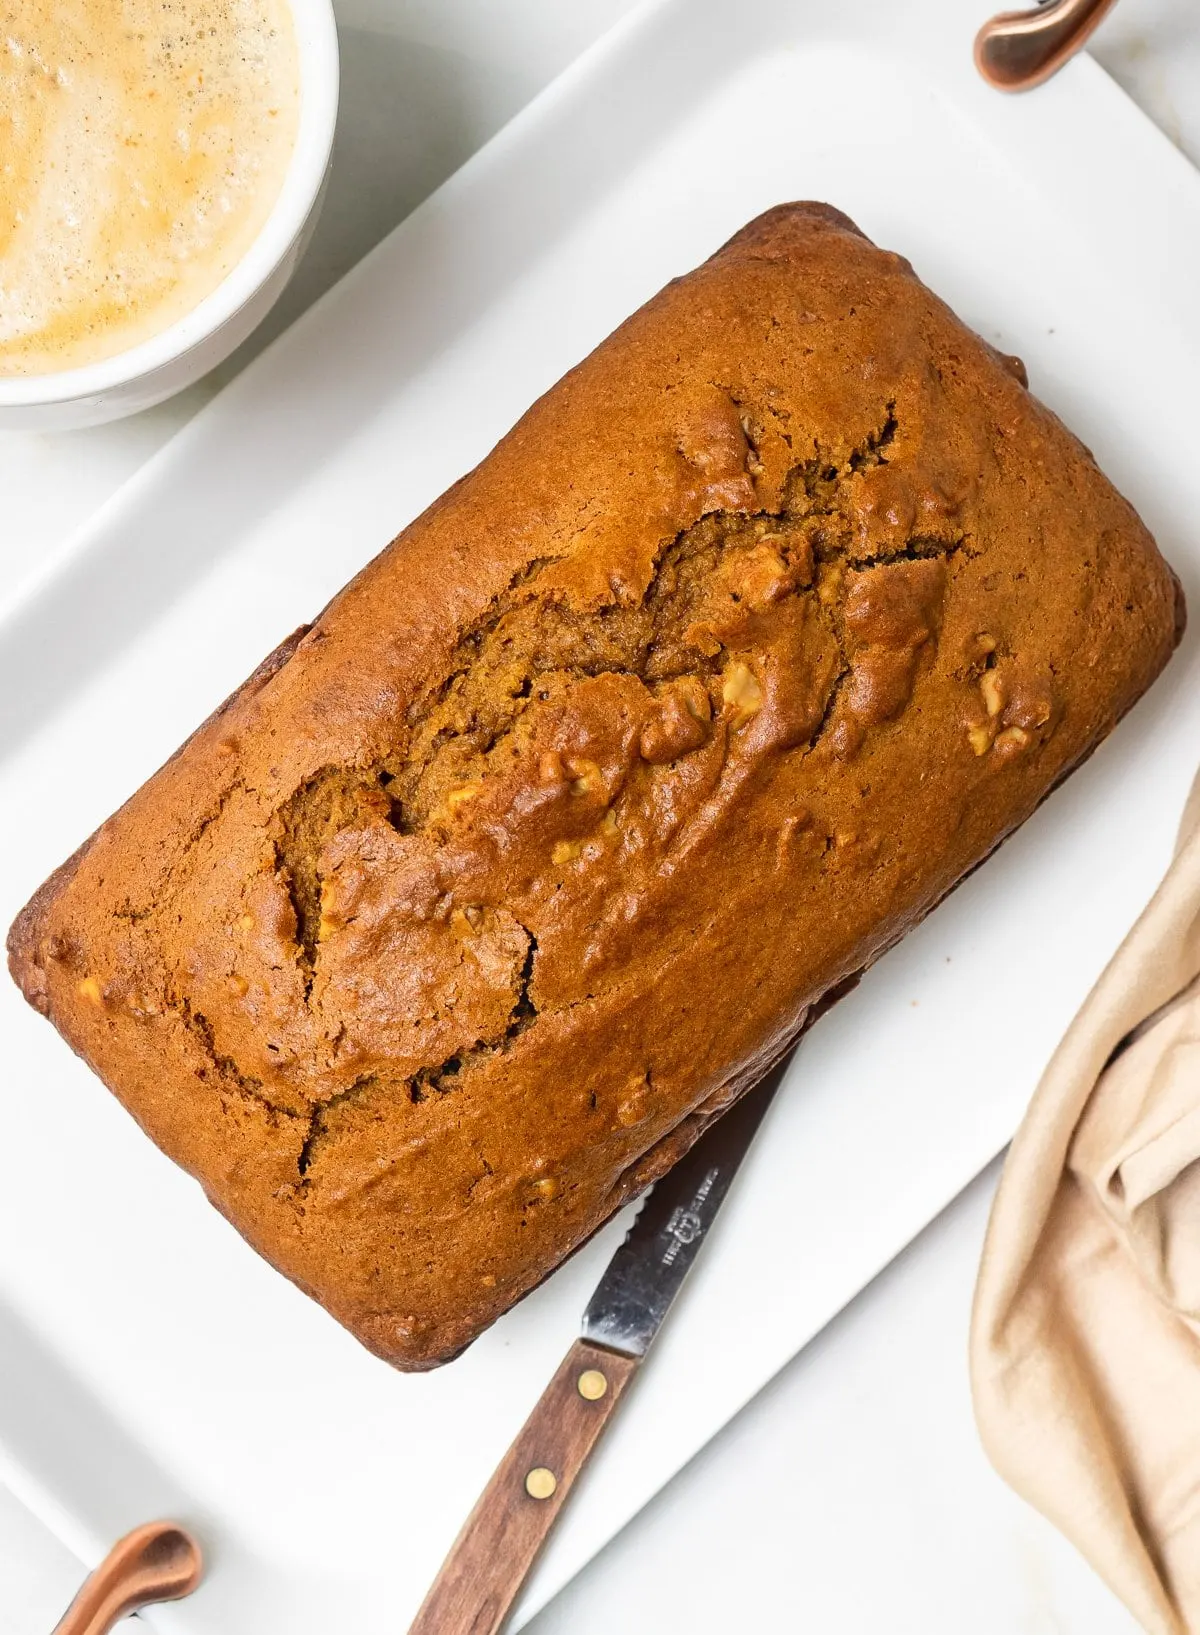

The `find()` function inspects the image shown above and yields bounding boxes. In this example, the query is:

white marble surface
[1,1,1197,1631]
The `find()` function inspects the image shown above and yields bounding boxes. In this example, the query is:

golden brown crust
[8,203,1183,1368]
[7,626,311,1014]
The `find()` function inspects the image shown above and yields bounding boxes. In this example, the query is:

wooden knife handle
[408,1339,639,1635]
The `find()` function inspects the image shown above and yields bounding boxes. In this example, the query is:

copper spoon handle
[408,1339,638,1635]
[52,1521,203,1635]
[975,0,1119,92]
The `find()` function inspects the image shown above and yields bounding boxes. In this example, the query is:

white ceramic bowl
[0,0,339,433]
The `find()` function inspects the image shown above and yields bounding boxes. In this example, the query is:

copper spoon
[51,1521,203,1635]
[975,0,1119,92]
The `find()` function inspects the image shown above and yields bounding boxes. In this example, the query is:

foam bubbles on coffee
[0,0,299,376]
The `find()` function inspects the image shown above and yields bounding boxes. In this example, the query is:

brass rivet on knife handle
[406,1338,638,1635]
[975,0,1119,93]
[52,1521,203,1635]
[524,1468,558,1500]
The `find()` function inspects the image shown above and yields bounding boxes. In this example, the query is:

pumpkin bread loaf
[8,204,1183,1367]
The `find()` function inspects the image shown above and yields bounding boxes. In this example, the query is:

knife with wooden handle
[407,1056,789,1635]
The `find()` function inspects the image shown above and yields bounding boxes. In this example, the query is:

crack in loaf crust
[8,203,1184,1368]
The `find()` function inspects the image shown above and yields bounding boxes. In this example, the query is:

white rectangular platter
[2,0,1199,1627]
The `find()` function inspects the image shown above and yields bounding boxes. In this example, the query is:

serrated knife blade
[580,1056,789,1358]
[407,1054,791,1635]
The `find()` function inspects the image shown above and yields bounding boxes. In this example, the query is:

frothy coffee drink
[0,0,299,377]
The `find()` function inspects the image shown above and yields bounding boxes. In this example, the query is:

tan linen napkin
[971,779,1200,1634]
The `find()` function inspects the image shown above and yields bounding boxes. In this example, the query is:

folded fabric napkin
[972,780,1200,1632]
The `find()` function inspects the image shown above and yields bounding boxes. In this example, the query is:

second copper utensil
[975,0,1118,92]
[51,1521,203,1635]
